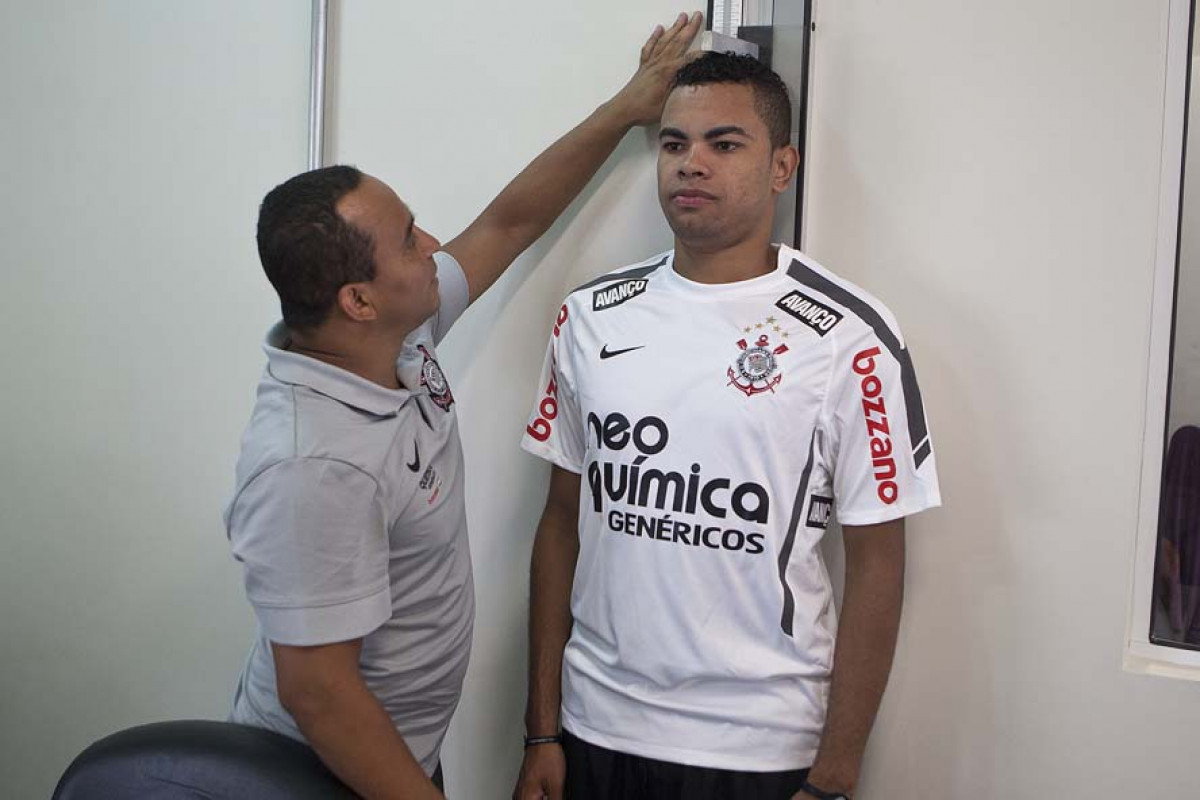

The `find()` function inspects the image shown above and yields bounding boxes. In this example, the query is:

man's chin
[665,215,724,245]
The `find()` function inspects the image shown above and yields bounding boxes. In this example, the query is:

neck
[672,236,778,285]
[287,323,410,390]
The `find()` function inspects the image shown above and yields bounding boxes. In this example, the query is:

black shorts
[562,730,810,800]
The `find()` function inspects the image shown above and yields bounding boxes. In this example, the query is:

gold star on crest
[766,316,777,324]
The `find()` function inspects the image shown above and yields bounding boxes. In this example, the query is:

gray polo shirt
[226,251,473,775]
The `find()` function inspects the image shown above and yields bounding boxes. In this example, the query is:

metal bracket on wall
[700,29,762,61]
[308,0,330,170]
[703,0,813,249]
[737,25,774,67]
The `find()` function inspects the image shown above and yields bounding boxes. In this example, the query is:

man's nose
[678,145,709,177]
[417,226,441,256]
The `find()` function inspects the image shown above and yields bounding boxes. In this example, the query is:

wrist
[594,95,640,133]
[798,777,852,800]
[523,732,563,748]
[804,763,857,797]
[524,704,560,741]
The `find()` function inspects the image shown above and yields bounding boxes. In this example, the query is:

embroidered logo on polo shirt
[600,344,644,360]
[420,464,442,506]
[417,345,454,412]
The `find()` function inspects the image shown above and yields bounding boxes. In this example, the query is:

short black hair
[256,165,376,330]
[672,52,792,149]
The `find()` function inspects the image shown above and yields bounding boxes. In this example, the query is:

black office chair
[52,720,359,799]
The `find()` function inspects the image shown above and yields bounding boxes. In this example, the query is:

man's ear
[771,144,801,194]
[336,282,377,323]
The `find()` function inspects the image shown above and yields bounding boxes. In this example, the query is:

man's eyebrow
[658,125,754,141]
[704,125,752,140]
[404,214,416,242]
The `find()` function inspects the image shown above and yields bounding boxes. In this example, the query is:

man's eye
[714,141,739,152]
[662,141,684,152]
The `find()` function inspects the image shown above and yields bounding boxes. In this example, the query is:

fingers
[667,11,690,36]
[514,778,537,800]
[642,11,703,67]
[515,779,559,800]
[678,10,704,47]
[640,25,664,64]
[514,758,564,800]
[657,11,703,59]
[653,13,690,58]
[644,14,676,56]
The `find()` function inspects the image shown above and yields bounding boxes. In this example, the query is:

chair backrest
[52,720,359,799]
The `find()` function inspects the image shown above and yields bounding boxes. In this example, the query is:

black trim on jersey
[778,430,819,637]
[914,439,932,468]
[572,255,669,294]
[785,258,932,469]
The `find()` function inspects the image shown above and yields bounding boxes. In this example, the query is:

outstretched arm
[444,11,703,304]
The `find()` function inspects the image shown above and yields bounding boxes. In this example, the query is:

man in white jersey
[224,13,704,800]
[515,53,941,800]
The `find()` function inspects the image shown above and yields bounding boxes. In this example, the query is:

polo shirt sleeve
[520,301,586,474]
[431,250,470,344]
[227,458,392,646]
[824,321,941,527]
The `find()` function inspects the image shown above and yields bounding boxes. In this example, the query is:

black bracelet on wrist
[523,734,562,748]
[799,778,850,800]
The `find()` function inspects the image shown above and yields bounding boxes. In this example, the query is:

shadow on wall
[808,143,1016,797]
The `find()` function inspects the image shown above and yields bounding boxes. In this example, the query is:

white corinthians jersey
[521,244,941,771]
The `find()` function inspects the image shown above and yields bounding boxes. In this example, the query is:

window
[1128,0,1200,678]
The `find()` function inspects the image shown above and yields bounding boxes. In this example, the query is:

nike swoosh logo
[407,441,421,473]
[600,345,645,360]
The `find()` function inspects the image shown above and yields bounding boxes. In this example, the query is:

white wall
[1169,54,1200,435]
[6,0,1200,798]
[804,0,1200,796]
[0,3,309,796]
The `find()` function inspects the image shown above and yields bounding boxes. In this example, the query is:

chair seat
[53,720,359,799]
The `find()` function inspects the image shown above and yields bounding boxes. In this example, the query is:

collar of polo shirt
[262,322,414,417]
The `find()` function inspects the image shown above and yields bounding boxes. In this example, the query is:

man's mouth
[671,189,716,208]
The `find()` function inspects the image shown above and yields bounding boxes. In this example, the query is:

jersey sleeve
[824,322,941,526]
[430,250,471,344]
[520,302,586,474]
[226,458,392,646]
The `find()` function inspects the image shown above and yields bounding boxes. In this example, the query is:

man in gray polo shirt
[223,13,703,800]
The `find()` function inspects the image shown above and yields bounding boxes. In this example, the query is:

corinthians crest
[417,344,455,412]
[727,323,790,397]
